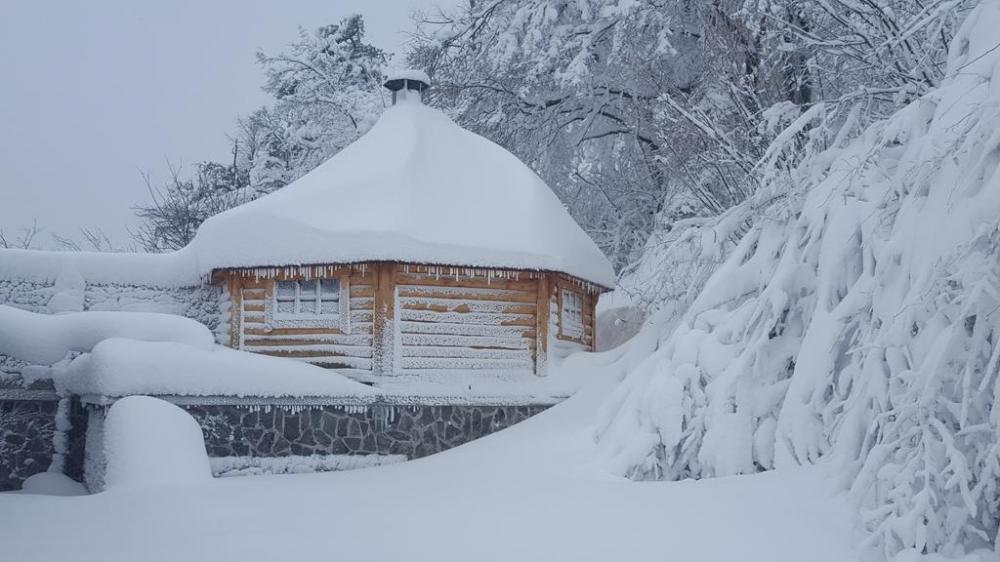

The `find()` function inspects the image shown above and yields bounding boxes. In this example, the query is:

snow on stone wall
[0,277,223,381]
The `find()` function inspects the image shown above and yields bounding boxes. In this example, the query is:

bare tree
[0,219,42,249]
[51,226,120,252]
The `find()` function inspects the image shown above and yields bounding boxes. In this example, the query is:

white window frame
[266,277,351,332]
[559,288,584,339]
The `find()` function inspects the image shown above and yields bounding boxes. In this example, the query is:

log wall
[227,265,377,379]
[395,266,540,376]
[221,263,604,378]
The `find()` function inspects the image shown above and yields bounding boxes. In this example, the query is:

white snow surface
[190,98,616,287]
[101,396,212,491]
[59,338,375,398]
[0,345,863,562]
[0,305,214,364]
[15,472,87,496]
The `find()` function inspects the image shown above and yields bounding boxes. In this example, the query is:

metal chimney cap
[383,69,431,92]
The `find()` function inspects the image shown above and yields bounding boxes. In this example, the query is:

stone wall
[0,393,551,491]
[0,398,56,490]
[80,399,550,489]
[185,403,549,459]
[0,393,88,492]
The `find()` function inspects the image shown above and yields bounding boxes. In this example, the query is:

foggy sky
[0,0,451,249]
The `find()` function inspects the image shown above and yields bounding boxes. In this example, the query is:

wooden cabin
[195,71,615,381]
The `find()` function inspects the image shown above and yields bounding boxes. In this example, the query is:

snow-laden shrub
[595,0,1000,556]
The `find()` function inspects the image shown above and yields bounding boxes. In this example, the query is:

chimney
[383,69,430,105]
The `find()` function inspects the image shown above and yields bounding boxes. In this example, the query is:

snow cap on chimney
[383,69,430,105]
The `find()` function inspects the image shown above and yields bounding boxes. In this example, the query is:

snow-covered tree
[132,14,387,251]
[407,0,969,272]
[250,14,388,190]
[594,1,999,557]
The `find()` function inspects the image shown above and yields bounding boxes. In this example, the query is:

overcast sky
[0,0,452,249]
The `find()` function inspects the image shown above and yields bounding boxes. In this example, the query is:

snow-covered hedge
[595,1,1000,557]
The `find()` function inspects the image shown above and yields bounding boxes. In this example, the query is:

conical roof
[190,98,616,287]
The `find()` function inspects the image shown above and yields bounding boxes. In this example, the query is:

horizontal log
[399,299,536,315]
[350,285,375,298]
[241,288,266,300]
[395,369,533,377]
[242,323,373,337]
[252,350,373,368]
[399,264,541,279]
[243,335,372,347]
[397,321,534,339]
[400,333,532,350]
[399,357,534,371]
[243,310,373,325]
[402,346,532,361]
[396,285,536,303]
[394,273,537,292]
[350,297,374,310]
[243,343,372,357]
[398,309,534,325]
[239,296,372,310]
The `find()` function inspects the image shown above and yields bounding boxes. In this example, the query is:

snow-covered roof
[385,68,431,85]
[190,98,617,288]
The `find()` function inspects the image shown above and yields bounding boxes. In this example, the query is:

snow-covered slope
[595,0,1000,557]
[190,97,616,287]
[0,346,860,562]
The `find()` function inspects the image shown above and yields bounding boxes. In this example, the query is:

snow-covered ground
[0,348,860,562]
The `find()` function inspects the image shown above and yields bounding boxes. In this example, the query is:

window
[268,278,347,330]
[560,289,584,339]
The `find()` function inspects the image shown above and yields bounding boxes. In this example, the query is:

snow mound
[17,472,87,496]
[595,0,1000,557]
[190,100,615,287]
[59,338,376,398]
[102,396,212,491]
[0,305,214,365]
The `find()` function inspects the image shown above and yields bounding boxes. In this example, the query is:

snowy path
[0,354,858,561]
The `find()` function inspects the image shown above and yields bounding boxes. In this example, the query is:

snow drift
[0,305,214,364]
[101,396,213,491]
[595,0,1000,557]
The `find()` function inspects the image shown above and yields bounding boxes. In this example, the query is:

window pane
[299,280,317,300]
[320,278,340,298]
[276,280,296,300]
[562,290,584,337]
[320,299,340,315]
[276,300,295,314]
